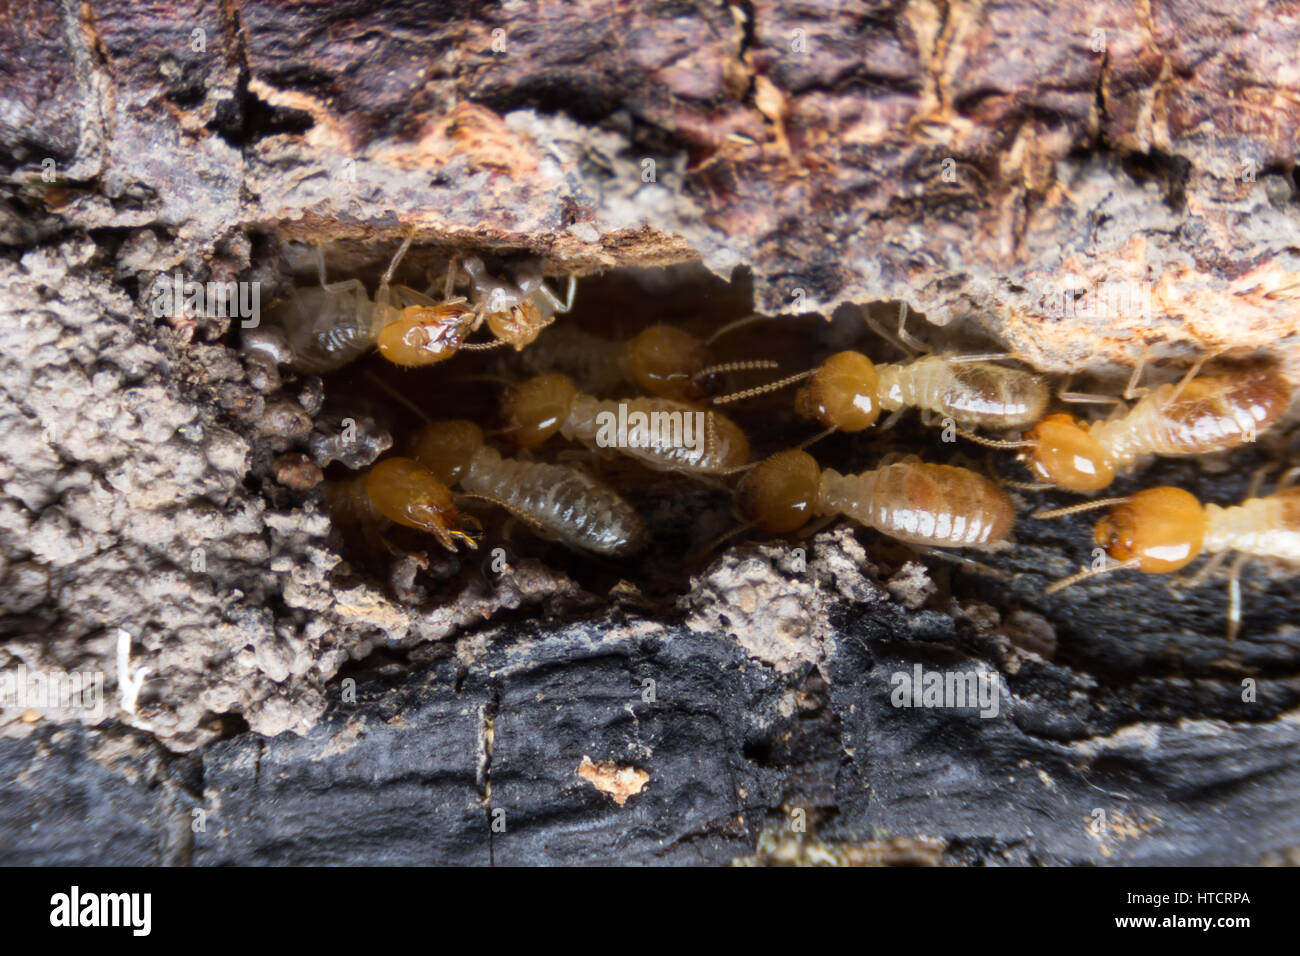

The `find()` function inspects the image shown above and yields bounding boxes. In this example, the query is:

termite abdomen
[821,461,1015,550]
[882,357,1048,430]
[1140,363,1291,455]
[737,452,1015,551]
[409,419,647,557]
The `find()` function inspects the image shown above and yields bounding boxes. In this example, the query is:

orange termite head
[500,372,577,448]
[486,300,547,350]
[408,419,485,486]
[793,351,880,431]
[619,324,714,401]
[363,457,475,551]
[736,449,822,534]
[376,304,476,367]
[1094,487,1205,573]
[1021,413,1114,492]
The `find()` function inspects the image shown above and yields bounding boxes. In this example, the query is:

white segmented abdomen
[461,447,646,556]
[876,357,1047,428]
[562,395,746,474]
[270,288,386,374]
[816,462,1014,550]
[1205,495,1300,563]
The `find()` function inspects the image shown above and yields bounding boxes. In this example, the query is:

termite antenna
[952,427,1033,449]
[796,426,837,451]
[363,369,433,424]
[1033,497,1132,520]
[706,314,768,345]
[460,338,513,351]
[455,492,550,535]
[689,521,755,562]
[1044,558,1141,595]
[712,369,815,405]
[692,359,780,381]
[983,451,1052,491]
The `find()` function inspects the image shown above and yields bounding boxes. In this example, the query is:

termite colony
[242,235,1298,644]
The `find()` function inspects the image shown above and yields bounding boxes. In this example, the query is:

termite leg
[533,273,577,314]
[1056,372,1123,404]
[313,245,369,299]
[1225,552,1251,641]
[1165,346,1223,404]
[1169,548,1230,592]
[945,352,1014,364]
[1245,462,1278,499]
[1122,346,1150,401]
[919,547,1010,582]
[380,235,414,286]
[443,256,460,299]
[1278,466,1300,490]
[687,521,754,563]
[876,407,907,432]
[796,514,838,539]
[864,302,922,358]
[374,234,415,312]
[895,302,931,355]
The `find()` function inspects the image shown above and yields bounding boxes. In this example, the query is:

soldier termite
[258,240,576,373]
[975,358,1292,493]
[260,237,474,373]
[1036,466,1300,640]
[455,255,575,352]
[734,449,1016,552]
[499,372,752,476]
[376,252,578,362]
[322,456,479,552]
[407,418,648,558]
[711,303,1049,436]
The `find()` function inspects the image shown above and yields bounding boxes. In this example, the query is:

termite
[262,237,477,373]
[261,241,576,373]
[375,253,577,363]
[734,449,1016,552]
[978,358,1292,492]
[1036,465,1300,640]
[407,418,648,557]
[323,456,478,552]
[712,303,1049,435]
[515,321,777,401]
[456,255,575,351]
[499,372,752,476]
